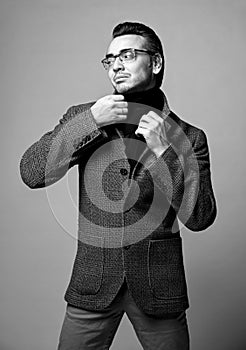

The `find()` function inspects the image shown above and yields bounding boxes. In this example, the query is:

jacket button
[123,245,130,250]
[120,168,128,176]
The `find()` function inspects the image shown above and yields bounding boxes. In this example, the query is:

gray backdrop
[1,0,246,349]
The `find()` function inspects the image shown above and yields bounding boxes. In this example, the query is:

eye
[121,50,134,61]
[107,57,115,64]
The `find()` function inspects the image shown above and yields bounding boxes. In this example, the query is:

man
[20,22,217,350]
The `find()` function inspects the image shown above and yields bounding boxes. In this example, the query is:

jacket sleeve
[148,129,217,231]
[20,104,108,189]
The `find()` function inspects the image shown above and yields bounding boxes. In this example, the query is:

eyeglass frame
[101,48,156,70]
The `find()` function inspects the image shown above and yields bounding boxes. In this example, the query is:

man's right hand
[91,95,128,127]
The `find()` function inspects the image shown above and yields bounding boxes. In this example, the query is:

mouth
[114,74,130,82]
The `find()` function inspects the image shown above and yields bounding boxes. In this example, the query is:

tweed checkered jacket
[20,98,216,317]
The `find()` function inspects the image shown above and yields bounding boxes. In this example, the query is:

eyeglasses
[101,48,155,70]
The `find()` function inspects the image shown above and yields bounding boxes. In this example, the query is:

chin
[115,83,141,95]
[114,84,131,94]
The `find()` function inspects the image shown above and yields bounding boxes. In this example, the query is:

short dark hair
[112,22,165,88]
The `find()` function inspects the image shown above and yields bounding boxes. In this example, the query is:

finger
[138,114,151,124]
[139,114,164,130]
[116,107,128,115]
[112,115,127,123]
[139,114,148,122]
[114,101,128,108]
[139,114,157,123]
[112,94,125,101]
[138,122,160,137]
[135,130,147,142]
[135,126,148,136]
[146,111,163,123]
[138,117,156,128]
[138,121,149,129]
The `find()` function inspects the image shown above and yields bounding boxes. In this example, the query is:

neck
[115,86,164,110]
[123,86,157,100]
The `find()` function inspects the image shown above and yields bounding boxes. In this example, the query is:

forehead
[107,34,147,54]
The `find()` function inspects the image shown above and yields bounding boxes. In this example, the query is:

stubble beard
[114,81,148,95]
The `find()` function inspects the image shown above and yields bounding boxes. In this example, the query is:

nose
[112,56,124,71]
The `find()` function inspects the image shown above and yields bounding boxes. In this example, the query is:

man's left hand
[135,111,169,158]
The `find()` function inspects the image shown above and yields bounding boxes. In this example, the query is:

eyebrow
[105,48,132,58]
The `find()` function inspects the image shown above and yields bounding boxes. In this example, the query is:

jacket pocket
[148,237,187,300]
[70,238,104,295]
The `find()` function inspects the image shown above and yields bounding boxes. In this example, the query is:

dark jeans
[58,282,189,350]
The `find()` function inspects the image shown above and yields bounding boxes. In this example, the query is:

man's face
[106,34,157,94]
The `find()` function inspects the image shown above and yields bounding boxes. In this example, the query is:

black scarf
[115,87,165,137]
[113,87,168,177]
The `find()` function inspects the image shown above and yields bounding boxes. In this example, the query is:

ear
[152,53,163,74]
